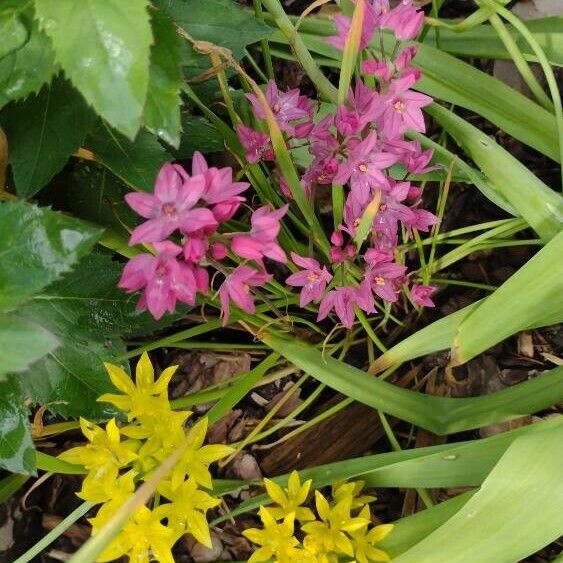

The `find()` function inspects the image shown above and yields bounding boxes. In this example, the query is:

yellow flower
[58,418,137,472]
[157,477,221,547]
[170,417,234,490]
[349,507,393,563]
[332,480,376,510]
[302,491,370,558]
[264,470,315,522]
[78,467,136,505]
[94,505,175,563]
[243,507,302,563]
[99,352,177,420]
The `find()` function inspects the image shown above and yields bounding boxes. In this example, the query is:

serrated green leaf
[0,11,28,59]
[395,424,563,563]
[85,121,170,191]
[144,9,183,148]
[35,0,152,139]
[1,76,96,198]
[452,230,563,365]
[171,115,224,159]
[0,201,101,310]
[0,12,56,109]
[0,314,59,377]
[0,376,36,474]
[18,252,184,419]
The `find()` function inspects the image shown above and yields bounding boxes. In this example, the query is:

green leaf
[35,0,152,139]
[0,376,36,474]
[427,103,563,243]
[144,9,183,148]
[18,252,184,419]
[423,17,563,67]
[261,329,563,435]
[0,201,101,310]
[85,121,170,191]
[0,473,29,503]
[171,115,224,159]
[158,0,271,58]
[1,76,96,198]
[394,424,563,563]
[452,230,563,365]
[0,314,59,377]
[0,10,28,59]
[0,12,56,109]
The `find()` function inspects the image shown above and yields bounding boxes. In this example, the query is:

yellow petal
[186,418,208,449]
[287,470,300,497]
[264,478,288,507]
[188,509,213,548]
[197,444,234,464]
[153,365,178,395]
[97,393,132,412]
[367,523,394,543]
[248,546,273,563]
[105,418,120,444]
[315,490,331,522]
[365,545,391,561]
[136,352,155,391]
[104,362,135,395]
[296,478,313,505]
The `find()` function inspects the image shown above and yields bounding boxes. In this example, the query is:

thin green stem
[253,0,275,79]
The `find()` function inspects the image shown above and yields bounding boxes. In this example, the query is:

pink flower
[347,80,383,126]
[126,164,216,244]
[232,205,289,264]
[219,265,272,325]
[379,74,432,139]
[334,132,398,206]
[191,151,249,205]
[361,59,393,81]
[411,284,436,307]
[183,236,208,263]
[246,80,310,135]
[286,252,333,307]
[326,3,378,51]
[365,259,407,303]
[379,0,424,41]
[318,286,357,328]
[118,241,197,320]
[236,124,274,163]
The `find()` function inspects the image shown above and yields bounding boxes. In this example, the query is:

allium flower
[379,74,433,139]
[236,124,274,163]
[246,80,310,135]
[365,259,407,303]
[126,164,215,244]
[232,205,289,264]
[286,252,333,307]
[379,0,425,40]
[335,132,397,207]
[411,284,436,307]
[326,2,378,51]
[118,241,198,320]
[264,470,315,522]
[318,286,359,328]
[219,265,272,325]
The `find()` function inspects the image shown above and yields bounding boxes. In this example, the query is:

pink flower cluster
[119,154,287,322]
[119,0,438,329]
[235,0,437,328]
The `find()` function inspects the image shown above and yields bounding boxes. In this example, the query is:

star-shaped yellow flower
[264,470,315,522]
[99,352,177,420]
[349,506,393,562]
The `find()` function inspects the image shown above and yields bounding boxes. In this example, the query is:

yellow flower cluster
[243,472,393,563]
[59,352,233,562]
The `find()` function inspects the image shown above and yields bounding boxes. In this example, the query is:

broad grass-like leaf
[394,424,563,563]
[35,0,152,139]
[423,17,563,67]
[0,314,59,377]
[215,417,561,520]
[1,76,95,198]
[143,9,183,148]
[0,377,35,474]
[452,229,563,365]
[261,330,563,435]
[85,121,170,192]
[427,103,563,243]
[0,11,56,109]
[0,201,101,310]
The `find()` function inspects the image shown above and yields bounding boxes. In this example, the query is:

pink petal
[125,192,157,218]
